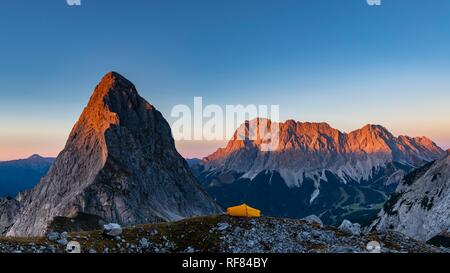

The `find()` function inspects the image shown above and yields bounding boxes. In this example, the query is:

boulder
[338,220,361,236]
[103,223,122,237]
[46,232,60,241]
[217,222,230,231]
[302,215,323,227]
[139,238,149,249]
[57,238,68,246]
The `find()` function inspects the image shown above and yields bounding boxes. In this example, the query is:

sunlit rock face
[372,153,450,241]
[6,72,221,237]
[193,118,444,225]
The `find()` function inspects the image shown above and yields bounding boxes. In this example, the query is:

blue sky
[0,0,449,160]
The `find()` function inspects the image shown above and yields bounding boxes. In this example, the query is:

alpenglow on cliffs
[192,118,445,225]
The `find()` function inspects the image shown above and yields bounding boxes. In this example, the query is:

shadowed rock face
[6,72,221,237]
[0,197,20,236]
[372,153,450,241]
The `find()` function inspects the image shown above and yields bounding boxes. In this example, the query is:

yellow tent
[227,204,261,217]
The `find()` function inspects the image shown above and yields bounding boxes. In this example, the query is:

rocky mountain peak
[88,72,138,104]
[88,71,152,114]
[359,124,391,134]
[5,72,221,237]
[71,71,148,141]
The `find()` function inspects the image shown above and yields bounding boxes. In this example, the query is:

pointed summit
[360,124,389,131]
[88,71,138,105]
[6,72,221,237]
[352,124,394,140]
[71,72,151,141]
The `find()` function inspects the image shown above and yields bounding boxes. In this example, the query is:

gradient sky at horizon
[0,0,450,161]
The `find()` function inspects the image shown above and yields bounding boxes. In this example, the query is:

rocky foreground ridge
[0,215,446,253]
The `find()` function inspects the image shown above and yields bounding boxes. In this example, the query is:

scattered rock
[103,223,122,237]
[246,240,257,247]
[302,215,323,227]
[149,229,158,236]
[57,238,68,246]
[139,238,149,249]
[297,231,311,241]
[338,220,361,236]
[45,246,56,254]
[0,215,447,254]
[217,222,230,231]
[185,246,195,253]
[47,232,60,241]
[66,241,81,253]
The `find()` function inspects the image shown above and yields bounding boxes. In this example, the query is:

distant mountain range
[192,118,445,226]
[0,155,54,197]
[0,156,205,198]
[186,158,202,167]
